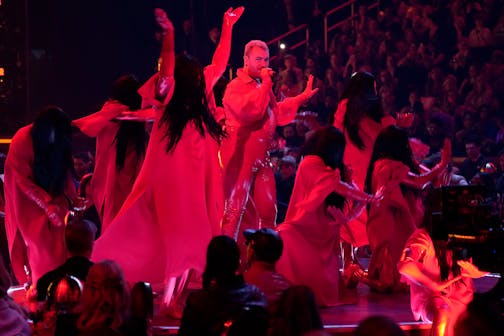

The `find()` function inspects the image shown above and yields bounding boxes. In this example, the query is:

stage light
[0,67,4,76]
[279,42,287,50]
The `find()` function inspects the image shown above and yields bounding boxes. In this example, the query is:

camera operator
[397,197,488,336]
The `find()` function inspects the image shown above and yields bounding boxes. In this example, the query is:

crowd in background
[1,1,504,336]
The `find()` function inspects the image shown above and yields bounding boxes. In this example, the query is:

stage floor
[150,273,500,335]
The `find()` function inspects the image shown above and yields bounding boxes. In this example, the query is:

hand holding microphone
[260,67,275,84]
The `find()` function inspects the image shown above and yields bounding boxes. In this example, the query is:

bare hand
[224,6,245,26]
[155,8,174,32]
[457,260,489,278]
[300,75,319,101]
[260,67,275,83]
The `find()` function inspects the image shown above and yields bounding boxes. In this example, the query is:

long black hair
[342,72,384,150]
[202,235,240,289]
[300,125,348,209]
[365,126,420,195]
[32,106,73,196]
[110,75,147,171]
[160,55,225,153]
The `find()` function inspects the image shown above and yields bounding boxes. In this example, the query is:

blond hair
[243,40,269,58]
[77,260,130,331]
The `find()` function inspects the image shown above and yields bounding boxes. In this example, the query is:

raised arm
[137,9,175,109]
[402,138,451,189]
[205,7,244,88]
[156,9,174,79]
[277,75,319,126]
[155,8,175,99]
[72,101,128,137]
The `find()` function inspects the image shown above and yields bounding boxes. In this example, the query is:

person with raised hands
[220,39,319,244]
[91,7,244,317]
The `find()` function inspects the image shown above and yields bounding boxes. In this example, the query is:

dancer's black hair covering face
[160,55,225,153]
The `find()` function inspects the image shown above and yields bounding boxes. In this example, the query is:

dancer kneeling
[275,126,382,306]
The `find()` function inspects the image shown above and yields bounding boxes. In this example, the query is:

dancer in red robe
[92,7,244,314]
[4,106,77,285]
[73,75,148,233]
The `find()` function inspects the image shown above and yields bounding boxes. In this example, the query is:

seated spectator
[269,285,328,336]
[76,260,132,336]
[178,235,267,336]
[77,173,102,237]
[354,315,405,336]
[459,136,489,182]
[275,155,297,223]
[243,228,290,312]
[282,123,304,148]
[275,54,304,99]
[0,257,31,336]
[36,218,96,301]
[72,152,94,189]
[226,305,269,336]
[453,294,502,336]
[468,17,494,48]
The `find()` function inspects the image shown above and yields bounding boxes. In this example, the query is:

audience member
[243,228,290,313]
[76,260,132,336]
[354,315,405,336]
[269,285,328,336]
[0,257,31,336]
[36,219,96,301]
[459,136,489,182]
[275,155,297,223]
[178,235,267,336]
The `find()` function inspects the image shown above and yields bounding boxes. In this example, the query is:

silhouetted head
[341,71,377,99]
[354,315,405,336]
[271,285,324,336]
[65,219,97,257]
[77,260,129,331]
[244,228,284,264]
[202,235,240,289]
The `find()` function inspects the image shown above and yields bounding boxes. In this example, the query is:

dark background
[1,0,303,136]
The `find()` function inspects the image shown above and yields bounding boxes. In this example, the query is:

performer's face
[244,46,269,79]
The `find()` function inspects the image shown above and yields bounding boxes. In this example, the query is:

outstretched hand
[457,260,489,279]
[224,6,245,26]
[155,8,174,32]
[301,75,319,101]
